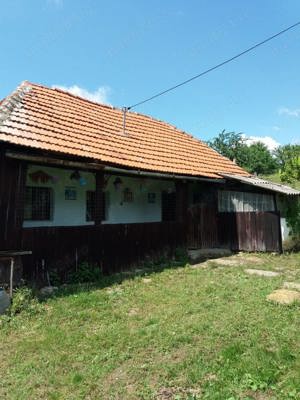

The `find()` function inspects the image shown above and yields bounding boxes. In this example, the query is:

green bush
[11,287,40,315]
[174,246,188,263]
[68,262,102,284]
[286,197,300,238]
[49,270,62,286]
[283,236,300,252]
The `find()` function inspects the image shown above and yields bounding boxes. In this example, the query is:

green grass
[1,253,300,399]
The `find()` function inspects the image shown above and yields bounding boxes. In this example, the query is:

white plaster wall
[23,165,175,227]
[281,217,291,242]
[104,176,175,224]
[23,165,95,227]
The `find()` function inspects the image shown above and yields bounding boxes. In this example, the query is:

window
[86,191,107,221]
[123,188,133,203]
[218,190,275,212]
[161,191,176,221]
[24,187,53,221]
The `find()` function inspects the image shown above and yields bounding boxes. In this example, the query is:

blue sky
[1,0,300,147]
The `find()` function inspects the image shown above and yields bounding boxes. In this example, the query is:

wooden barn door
[218,211,282,252]
[187,205,219,249]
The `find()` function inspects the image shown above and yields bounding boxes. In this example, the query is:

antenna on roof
[122,107,128,135]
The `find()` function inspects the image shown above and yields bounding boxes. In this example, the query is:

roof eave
[220,173,300,196]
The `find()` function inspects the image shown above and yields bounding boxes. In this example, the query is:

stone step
[188,248,232,264]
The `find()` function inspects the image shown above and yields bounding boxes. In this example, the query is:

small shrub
[49,270,62,286]
[68,262,102,284]
[10,286,40,315]
[283,236,300,252]
[174,247,188,263]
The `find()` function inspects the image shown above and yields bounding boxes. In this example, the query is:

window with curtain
[218,190,275,212]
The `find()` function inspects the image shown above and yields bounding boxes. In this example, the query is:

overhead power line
[126,21,300,111]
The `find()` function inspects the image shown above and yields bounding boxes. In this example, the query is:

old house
[0,81,299,283]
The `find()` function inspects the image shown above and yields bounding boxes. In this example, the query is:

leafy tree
[275,145,300,239]
[207,129,247,165]
[275,144,300,184]
[208,130,278,175]
[244,142,279,175]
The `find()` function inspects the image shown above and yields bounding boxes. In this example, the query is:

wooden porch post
[94,170,104,226]
[273,193,283,254]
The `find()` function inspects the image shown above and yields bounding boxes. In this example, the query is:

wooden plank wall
[218,211,281,252]
[187,205,281,253]
[21,211,281,282]
[187,206,219,249]
[21,222,186,282]
[0,147,27,250]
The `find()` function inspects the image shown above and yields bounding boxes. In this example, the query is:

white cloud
[242,134,280,151]
[278,107,300,117]
[52,84,111,104]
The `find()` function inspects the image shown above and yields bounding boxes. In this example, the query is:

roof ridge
[0,81,32,127]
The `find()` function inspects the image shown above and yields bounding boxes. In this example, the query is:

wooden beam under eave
[5,150,105,172]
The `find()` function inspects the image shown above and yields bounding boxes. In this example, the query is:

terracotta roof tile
[0,81,249,178]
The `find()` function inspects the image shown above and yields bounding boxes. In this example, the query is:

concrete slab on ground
[267,289,300,305]
[245,269,280,277]
[283,282,300,291]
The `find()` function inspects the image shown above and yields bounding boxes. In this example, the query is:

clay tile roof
[0,81,249,179]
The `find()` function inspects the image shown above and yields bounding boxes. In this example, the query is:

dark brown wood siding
[218,211,282,252]
[187,206,219,249]
[0,147,27,250]
[21,222,186,282]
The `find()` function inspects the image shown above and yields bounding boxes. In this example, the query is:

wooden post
[9,257,14,298]
[273,194,283,254]
[95,171,104,226]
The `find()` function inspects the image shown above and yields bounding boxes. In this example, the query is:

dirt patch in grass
[242,389,276,399]
[156,386,202,399]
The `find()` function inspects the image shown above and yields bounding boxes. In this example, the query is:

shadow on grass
[38,258,189,301]
[42,249,246,301]
[36,248,245,301]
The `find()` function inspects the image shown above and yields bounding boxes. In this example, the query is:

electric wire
[126,21,300,111]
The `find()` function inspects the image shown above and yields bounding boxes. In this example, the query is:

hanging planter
[113,177,123,191]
